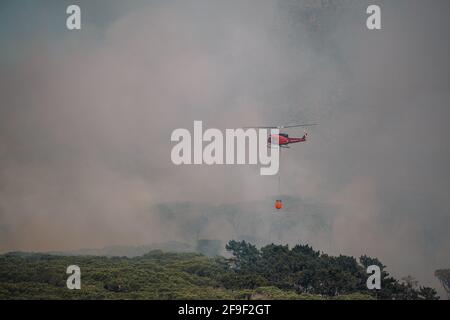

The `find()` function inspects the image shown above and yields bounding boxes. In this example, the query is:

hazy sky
[1,0,449,293]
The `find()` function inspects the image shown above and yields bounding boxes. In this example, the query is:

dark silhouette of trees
[435,269,450,299]
[225,240,439,300]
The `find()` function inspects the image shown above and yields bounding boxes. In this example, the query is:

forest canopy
[0,241,440,300]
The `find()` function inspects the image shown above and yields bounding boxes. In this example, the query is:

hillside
[0,250,323,300]
[0,241,439,300]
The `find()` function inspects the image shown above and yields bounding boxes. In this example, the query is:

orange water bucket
[275,200,283,210]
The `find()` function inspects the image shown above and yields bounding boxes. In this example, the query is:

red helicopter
[244,123,317,210]
[245,123,317,148]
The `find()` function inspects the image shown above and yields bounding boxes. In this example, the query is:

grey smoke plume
[0,0,449,294]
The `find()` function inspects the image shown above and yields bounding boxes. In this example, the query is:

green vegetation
[435,269,450,299]
[225,241,438,300]
[0,241,439,300]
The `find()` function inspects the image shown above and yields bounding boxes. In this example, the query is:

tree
[435,269,450,299]
[225,240,439,300]
[225,240,261,272]
[418,286,439,300]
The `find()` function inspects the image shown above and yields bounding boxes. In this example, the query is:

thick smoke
[0,0,449,293]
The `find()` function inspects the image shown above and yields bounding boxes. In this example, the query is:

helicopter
[244,123,317,148]
[244,123,318,210]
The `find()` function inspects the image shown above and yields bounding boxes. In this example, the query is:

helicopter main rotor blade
[281,123,318,129]
[242,126,278,129]
[242,123,318,129]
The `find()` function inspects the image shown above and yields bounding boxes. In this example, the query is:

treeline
[223,241,439,300]
[0,241,440,299]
